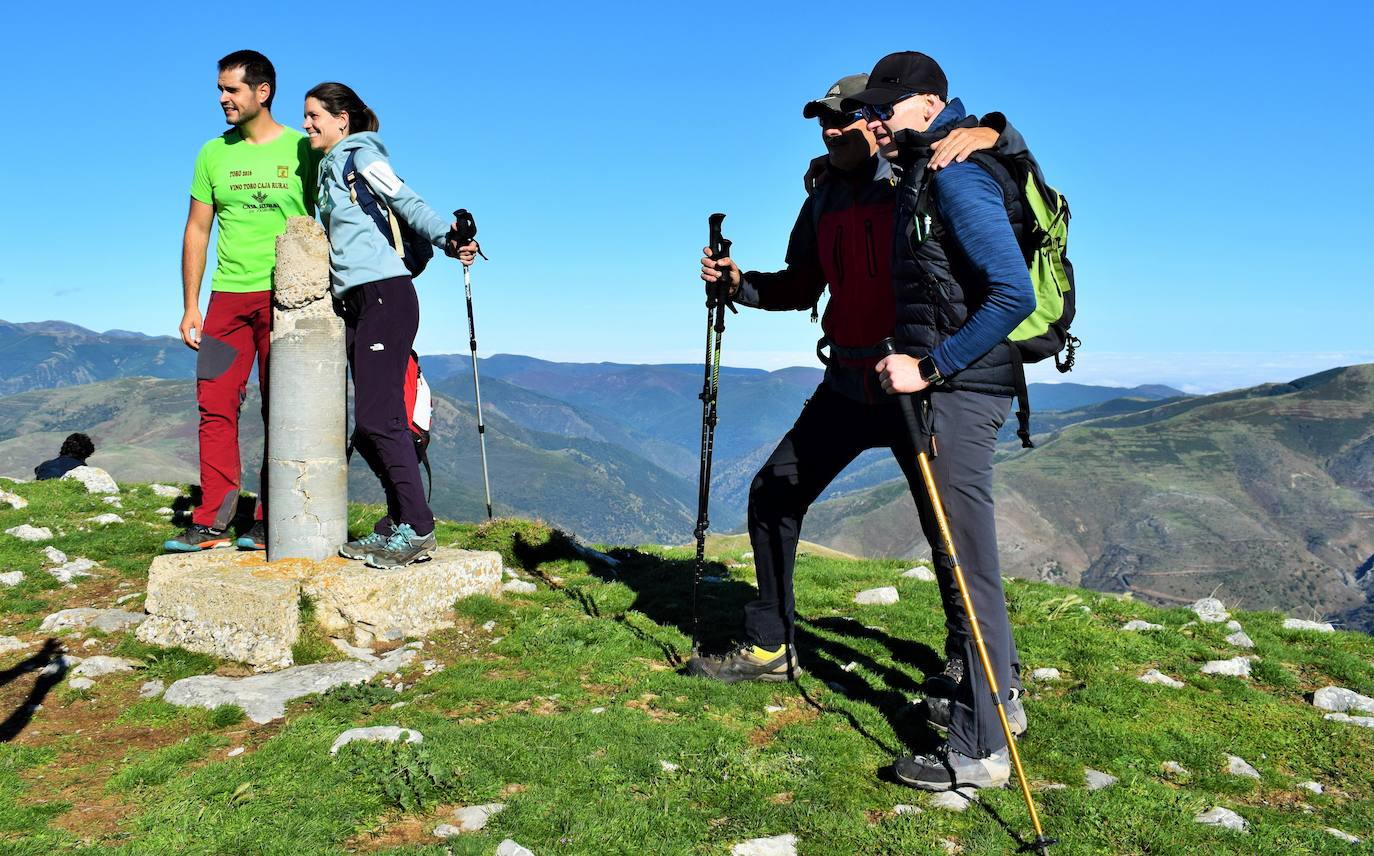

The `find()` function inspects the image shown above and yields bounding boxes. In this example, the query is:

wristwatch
[918,355,945,386]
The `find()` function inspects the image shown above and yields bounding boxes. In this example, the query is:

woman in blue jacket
[303,82,474,569]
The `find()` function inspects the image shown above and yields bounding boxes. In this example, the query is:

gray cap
[802,73,869,119]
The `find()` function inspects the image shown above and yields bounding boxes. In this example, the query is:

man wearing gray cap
[688,74,1005,684]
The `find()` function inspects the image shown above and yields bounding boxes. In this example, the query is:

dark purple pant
[344,276,434,535]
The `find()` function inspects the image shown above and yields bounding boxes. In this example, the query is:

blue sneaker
[164,524,232,553]
[236,521,266,551]
[363,523,436,569]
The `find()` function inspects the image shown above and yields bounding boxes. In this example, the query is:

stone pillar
[267,217,347,560]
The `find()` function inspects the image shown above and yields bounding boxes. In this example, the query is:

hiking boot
[163,524,232,552]
[685,642,804,683]
[363,523,436,569]
[893,743,1010,790]
[236,520,266,551]
[339,528,391,561]
[924,693,1028,739]
[923,656,965,698]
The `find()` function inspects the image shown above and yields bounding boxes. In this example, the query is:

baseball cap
[840,52,948,110]
[801,73,869,119]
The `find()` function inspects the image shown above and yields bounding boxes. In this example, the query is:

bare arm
[180,197,214,350]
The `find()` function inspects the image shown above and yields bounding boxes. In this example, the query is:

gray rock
[502,579,537,595]
[929,789,978,812]
[1225,755,1261,779]
[1161,761,1189,776]
[227,746,245,757]
[330,638,379,662]
[329,725,423,755]
[1298,781,1323,795]
[40,608,146,634]
[164,647,416,724]
[42,546,67,564]
[1031,667,1061,681]
[854,586,899,605]
[115,592,143,605]
[1194,806,1247,832]
[432,823,462,838]
[449,802,506,832]
[140,680,165,699]
[101,496,123,507]
[0,571,23,587]
[1189,597,1231,624]
[1283,618,1335,633]
[1121,619,1164,631]
[1225,631,1255,649]
[149,484,183,498]
[1312,686,1374,715]
[1225,620,1243,631]
[1324,712,1374,729]
[0,490,27,510]
[87,513,123,525]
[1201,657,1252,677]
[39,654,81,676]
[1138,669,1185,688]
[731,833,797,856]
[1084,769,1117,790]
[48,558,96,583]
[71,656,140,678]
[61,466,119,494]
[1325,828,1361,844]
[892,804,921,815]
[496,841,535,856]
[6,524,52,542]
[0,636,30,655]
[901,566,937,582]
[69,677,95,691]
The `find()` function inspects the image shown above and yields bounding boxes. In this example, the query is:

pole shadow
[0,639,66,742]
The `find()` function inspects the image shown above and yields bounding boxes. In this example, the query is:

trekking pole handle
[451,209,487,260]
[707,213,737,313]
[878,338,926,444]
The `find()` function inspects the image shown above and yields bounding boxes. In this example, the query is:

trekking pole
[691,213,735,654]
[878,339,1055,855]
[452,209,493,520]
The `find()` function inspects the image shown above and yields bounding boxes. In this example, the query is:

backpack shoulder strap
[344,151,406,256]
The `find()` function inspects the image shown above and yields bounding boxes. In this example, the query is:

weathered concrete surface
[137,552,309,671]
[268,216,347,562]
[302,549,503,647]
[138,549,504,670]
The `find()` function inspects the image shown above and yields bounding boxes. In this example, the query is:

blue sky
[3,1,1370,393]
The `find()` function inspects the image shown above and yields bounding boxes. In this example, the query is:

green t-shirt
[190,127,319,293]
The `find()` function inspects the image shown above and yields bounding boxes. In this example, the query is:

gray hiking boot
[924,693,1027,739]
[893,743,1011,790]
[340,527,391,561]
[363,523,436,569]
[686,642,804,683]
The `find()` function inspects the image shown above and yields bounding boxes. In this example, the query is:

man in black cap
[688,73,1010,685]
[836,51,1038,791]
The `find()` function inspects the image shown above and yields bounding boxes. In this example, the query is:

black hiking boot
[163,524,232,553]
[894,743,1010,790]
[686,642,804,683]
[923,692,1028,739]
[363,523,436,569]
[236,520,266,551]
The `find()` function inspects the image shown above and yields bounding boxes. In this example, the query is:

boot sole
[163,539,232,553]
[362,551,435,570]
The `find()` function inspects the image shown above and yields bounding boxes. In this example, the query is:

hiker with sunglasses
[302,82,477,569]
[688,74,1020,692]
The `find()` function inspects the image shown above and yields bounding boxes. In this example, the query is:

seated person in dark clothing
[34,433,95,480]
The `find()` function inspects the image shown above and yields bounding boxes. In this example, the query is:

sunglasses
[817,110,865,130]
[860,91,921,122]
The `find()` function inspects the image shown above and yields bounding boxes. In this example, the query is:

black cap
[801,73,869,119]
[840,51,948,110]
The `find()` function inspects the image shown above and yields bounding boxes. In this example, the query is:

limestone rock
[1189,597,1230,623]
[1085,769,1117,790]
[1194,806,1247,832]
[140,680,165,699]
[449,802,506,832]
[0,571,23,587]
[42,546,67,564]
[165,646,415,723]
[1138,669,1185,688]
[1201,657,1252,677]
[88,513,123,525]
[71,656,140,678]
[1225,630,1255,649]
[1031,667,1061,681]
[273,217,331,308]
[40,608,147,634]
[1325,828,1361,844]
[496,840,535,856]
[892,804,921,815]
[901,566,937,582]
[854,586,899,605]
[6,525,52,542]
[1161,761,1189,777]
[149,484,183,498]
[101,496,122,507]
[329,725,423,755]
[61,466,118,494]
[1312,686,1374,715]
[69,676,95,691]
[433,824,461,838]
[731,833,797,856]
[1225,755,1260,779]
[502,578,537,595]
[659,760,679,773]
[1225,620,1243,631]
[1283,618,1335,633]
[48,558,96,583]
[1324,712,1374,729]
[1298,781,1323,795]
[0,636,30,655]
[929,789,978,812]
[0,490,27,509]
[1121,619,1164,631]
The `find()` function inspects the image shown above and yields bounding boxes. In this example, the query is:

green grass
[1,479,1372,853]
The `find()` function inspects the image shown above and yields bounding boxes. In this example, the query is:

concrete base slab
[137,548,503,671]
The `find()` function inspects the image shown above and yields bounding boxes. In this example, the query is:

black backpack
[344,151,434,277]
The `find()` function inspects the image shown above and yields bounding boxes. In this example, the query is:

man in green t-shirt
[166,50,317,553]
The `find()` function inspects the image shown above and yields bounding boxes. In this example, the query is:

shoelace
[356,530,387,547]
[381,524,417,551]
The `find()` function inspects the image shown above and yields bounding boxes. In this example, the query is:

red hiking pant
[193,291,270,529]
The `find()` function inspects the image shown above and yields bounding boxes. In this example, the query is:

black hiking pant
[745,382,1019,757]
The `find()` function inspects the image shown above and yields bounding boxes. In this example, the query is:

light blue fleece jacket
[317,132,451,294]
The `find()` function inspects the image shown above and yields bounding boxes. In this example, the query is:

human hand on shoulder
[928,126,999,171]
